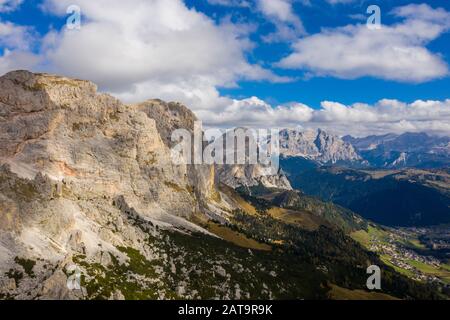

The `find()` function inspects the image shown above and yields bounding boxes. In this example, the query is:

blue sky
[0,0,449,136]
[189,0,450,106]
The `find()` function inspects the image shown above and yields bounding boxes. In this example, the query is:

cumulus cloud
[200,97,450,137]
[0,1,448,138]
[0,20,41,75]
[0,49,41,75]
[277,3,450,83]
[205,0,305,42]
[0,0,22,12]
[0,20,32,50]
[199,96,313,127]
[257,0,306,42]
[313,99,450,135]
[38,0,288,110]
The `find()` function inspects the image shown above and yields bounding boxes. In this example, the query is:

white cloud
[257,0,298,23]
[0,20,41,75]
[313,99,450,136]
[0,49,41,76]
[37,0,288,111]
[0,1,449,138]
[199,96,314,127]
[277,4,450,83]
[0,0,22,12]
[200,97,450,137]
[205,0,305,42]
[0,20,34,50]
[257,0,306,42]
[392,3,450,22]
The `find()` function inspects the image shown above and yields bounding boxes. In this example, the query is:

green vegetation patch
[73,251,160,300]
[14,257,36,277]
[5,269,23,286]
[350,230,370,249]
[229,210,442,300]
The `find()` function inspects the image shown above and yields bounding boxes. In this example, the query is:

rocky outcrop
[0,71,227,299]
[0,71,205,217]
[279,129,361,164]
[217,163,292,190]
[133,99,217,202]
[215,128,292,190]
[0,71,439,301]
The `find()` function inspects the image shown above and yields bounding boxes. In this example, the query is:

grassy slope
[407,260,450,284]
[229,211,442,300]
[223,184,330,232]
[351,225,450,285]
[284,167,450,227]
[350,230,370,248]
[234,186,366,233]
[206,222,272,251]
[267,207,326,231]
[329,285,398,300]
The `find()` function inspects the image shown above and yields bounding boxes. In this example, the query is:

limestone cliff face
[217,164,292,190]
[215,128,292,190]
[0,71,203,218]
[279,129,361,164]
[133,99,217,202]
[0,71,223,299]
[218,128,360,189]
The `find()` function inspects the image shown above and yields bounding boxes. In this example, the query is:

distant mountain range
[0,71,446,300]
[280,164,450,227]
[278,129,450,227]
[279,129,361,164]
[343,132,450,169]
[279,129,449,169]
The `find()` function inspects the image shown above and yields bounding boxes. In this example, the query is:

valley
[281,163,450,227]
[280,155,450,292]
[0,71,448,301]
[1,0,450,306]
[351,224,450,293]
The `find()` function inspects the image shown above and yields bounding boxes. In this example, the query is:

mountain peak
[3,70,96,92]
[279,128,361,163]
[347,132,450,168]
[0,70,102,115]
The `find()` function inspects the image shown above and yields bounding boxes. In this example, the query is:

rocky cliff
[215,128,292,190]
[0,71,228,299]
[279,129,361,164]
[0,71,442,301]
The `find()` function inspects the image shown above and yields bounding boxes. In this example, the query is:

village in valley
[352,224,450,289]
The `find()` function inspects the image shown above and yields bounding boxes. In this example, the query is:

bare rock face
[219,128,360,189]
[134,99,217,202]
[40,270,77,300]
[0,71,200,217]
[134,99,197,148]
[215,128,292,190]
[217,163,292,190]
[0,71,227,299]
[279,129,361,164]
